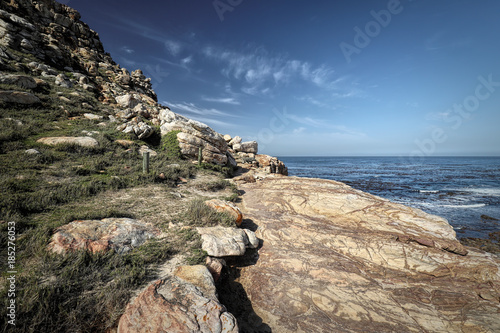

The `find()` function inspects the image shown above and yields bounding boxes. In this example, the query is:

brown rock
[36,136,98,147]
[48,218,160,254]
[117,269,238,333]
[234,176,500,333]
[206,256,225,282]
[205,198,243,226]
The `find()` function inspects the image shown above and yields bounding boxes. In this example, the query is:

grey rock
[36,136,99,147]
[0,74,37,89]
[196,226,259,257]
[0,90,40,104]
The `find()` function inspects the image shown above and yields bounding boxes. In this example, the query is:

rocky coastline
[1,1,499,332]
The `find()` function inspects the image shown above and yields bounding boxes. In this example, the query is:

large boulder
[197,226,259,257]
[234,176,500,332]
[159,108,228,165]
[233,141,258,154]
[48,218,160,254]
[0,74,37,89]
[0,90,40,104]
[117,266,238,333]
[255,154,288,175]
[37,136,98,147]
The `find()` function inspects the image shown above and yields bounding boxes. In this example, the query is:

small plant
[184,198,236,227]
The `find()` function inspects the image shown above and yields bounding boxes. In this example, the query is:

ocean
[280,156,500,240]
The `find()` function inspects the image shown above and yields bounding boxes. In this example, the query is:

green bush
[161,130,182,159]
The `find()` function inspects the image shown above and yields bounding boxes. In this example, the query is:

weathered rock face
[48,218,160,254]
[236,176,500,333]
[197,226,259,257]
[0,90,40,104]
[255,154,288,176]
[160,108,228,165]
[117,266,238,333]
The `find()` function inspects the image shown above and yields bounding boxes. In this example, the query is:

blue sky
[68,0,500,156]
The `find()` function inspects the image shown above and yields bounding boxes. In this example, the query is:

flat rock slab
[118,265,238,333]
[37,136,98,147]
[0,90,40,104]
[236,176,500,333]
[197,226,259,257]
[48,218,160,254]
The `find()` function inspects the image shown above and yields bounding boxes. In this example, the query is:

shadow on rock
[216,263,272,333]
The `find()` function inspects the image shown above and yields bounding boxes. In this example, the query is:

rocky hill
[0,0,288,171]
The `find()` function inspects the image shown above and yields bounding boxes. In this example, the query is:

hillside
[0,0,283,332]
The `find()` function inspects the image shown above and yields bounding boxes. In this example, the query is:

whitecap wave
[439,203,487,208]
[419,190,439,193]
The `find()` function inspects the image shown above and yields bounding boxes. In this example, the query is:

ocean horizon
[279,156,500,240]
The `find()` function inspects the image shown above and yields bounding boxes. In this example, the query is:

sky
[66,0,500,157]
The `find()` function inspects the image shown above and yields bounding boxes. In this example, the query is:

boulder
[83,113,103,120]
[0,74,37,89]
[55,73,73,88]
[0,90,40,104]
[255,154,288,175]
[235,176,500,332]
[204,199,243,226]
[205,256,225,282]
[48,218,160,254]
[36,136,98,147]
[117,266,238,333]
[234,141,258,154]
[223,134,232,142]
[116,94,139,109]
[196,226,259,257]
[228,136,241,146]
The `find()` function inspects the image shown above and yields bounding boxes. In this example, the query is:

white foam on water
[439,203,487,209]
[419,190,440,193]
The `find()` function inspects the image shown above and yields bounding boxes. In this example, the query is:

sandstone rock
[116,93,139,109]
[83,113,102,120]
[160,108,228,165]
[235,176,500,332]
[55,73,73,88]
[0,74,37,89]
[228,136,241,146]
[173,265,217,297]
[197,226,259,257]
[138,145,157,157]
[115,139,135,147]
[255,154,288,176]
[25,148,40,155]
[206,256,225,282]
[117,270,238,333]
[0,90,40,104]
[223,134,232,142]
[234,141,258,154]
[48,218,160,254]
[133,122,154,140]
[204,199,243,226]
[37,136,98,147]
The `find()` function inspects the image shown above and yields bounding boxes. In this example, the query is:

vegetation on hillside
[0,73,239,332]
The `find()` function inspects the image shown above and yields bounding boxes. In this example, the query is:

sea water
[280,156,500,239]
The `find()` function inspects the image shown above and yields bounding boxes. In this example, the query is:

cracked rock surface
[236,176,500,333]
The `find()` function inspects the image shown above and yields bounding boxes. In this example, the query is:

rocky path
[235,175,500,333]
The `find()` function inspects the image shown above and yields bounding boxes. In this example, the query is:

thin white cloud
[287,113,365,137]
[165,40,182,56]
[202,45,342,95]
[202,97,240,105]
[120,46,135,54]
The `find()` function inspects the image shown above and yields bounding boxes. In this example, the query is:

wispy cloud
[287,113,365,137]
[162,100,239,129]
[202,45,342,95]
[202,96,240,105]
[425,31,472,51]
[165,40,182,56]
[120,46,135,54]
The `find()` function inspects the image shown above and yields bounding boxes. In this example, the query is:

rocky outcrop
[37,136,99,147]
[235,176,500,332]
[48,218,160,254]
[205,199,243,226]
[117,265,238,333]
[197,226,259,257]
[159,108,228,165]
[255,154,288,175]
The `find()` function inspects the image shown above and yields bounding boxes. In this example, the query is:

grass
[0,59,241,332]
